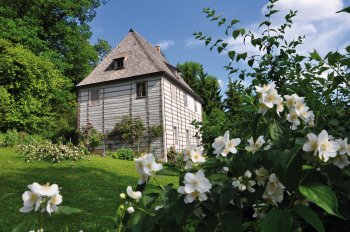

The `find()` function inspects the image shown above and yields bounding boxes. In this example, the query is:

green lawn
[0,147,177,231]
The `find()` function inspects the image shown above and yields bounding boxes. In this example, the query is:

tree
[0,39,74,134]
[177,62,223,115]
[94,39,112,64]
[224,79,246,115]
[0,0,109,85]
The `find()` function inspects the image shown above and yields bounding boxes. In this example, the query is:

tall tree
[177,62,223,115]
[224,79,246,115]
[94,39,112,64]
[0,0,109,85]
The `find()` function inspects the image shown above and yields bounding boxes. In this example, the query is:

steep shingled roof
[77,29,202,102]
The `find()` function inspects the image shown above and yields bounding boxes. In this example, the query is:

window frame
[174,126,179,145]
[136,82,147,99]
[89,88,100,106]
[184,93,188,107]
[113,57,125,70]
[186,130,190,146]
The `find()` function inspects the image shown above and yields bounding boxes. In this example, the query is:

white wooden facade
[77,30,202,160]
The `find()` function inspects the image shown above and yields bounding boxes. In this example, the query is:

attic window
[113,57,124,70]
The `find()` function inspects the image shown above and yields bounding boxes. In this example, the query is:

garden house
[76,29,203,160]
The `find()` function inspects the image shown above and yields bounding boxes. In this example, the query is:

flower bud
[127,206,135,214]
[119,193,126,199]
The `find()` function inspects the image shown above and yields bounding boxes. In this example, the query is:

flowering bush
[15,182,81,231]
[17,140,87,163]
[78,122,103,152]
[113,84,350,232]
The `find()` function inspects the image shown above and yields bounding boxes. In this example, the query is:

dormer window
[113,57,124,70]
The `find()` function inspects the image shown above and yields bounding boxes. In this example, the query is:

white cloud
[156,40,175,50]
[184,38,203,48]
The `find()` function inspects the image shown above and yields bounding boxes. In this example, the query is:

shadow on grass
[0,165,142,232]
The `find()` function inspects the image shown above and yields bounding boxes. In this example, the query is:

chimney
[155,46,161,53]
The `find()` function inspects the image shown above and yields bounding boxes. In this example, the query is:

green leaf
[217,46,223,53]
[293,204,325,232]
[336,6,350,13]
[221,211,243,232]
[12,221,35,232]
[156,167,182,176]
[56,206,83,215]
[228,51,235,60]
[240,28,246,35]
[262,209,292,232]
[196,214,219,232]
[140,193,159,208]
[236,52,247,62]
[208,173,229,184]
[174,196,195,225]
[310,50,322,61]
[219,185,236,209]
[231,19,240,25]
[299,183,345,219]
[269,123,289,148]
[232,29,241,39]
[248,59,254,67]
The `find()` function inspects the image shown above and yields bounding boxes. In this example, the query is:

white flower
[262,88,283,109]
[185,160,193,170]
[286,108,300,130]
[262,173,285,206]
[30,183,59,197]
[332,154,350,169]
[46,194,62,215]
[252,203,267,219]
[232,171,256,193]
[190,147,206,163]
[126,186,142,200]
[182,145,198,161]
[255,167,269,186]
[213,131,241,157]
[19,190,42,213]
[127,206,135,214]
[258,102,269,115]
[155,205,163,211]
[212,131,229,155]
[303,133,318,155]
[335,138,349,155]
[255,83,275,98]
[245,136,265,153]
[284,94,300,109]
[300,110,315,126]
[222,166,229,173]
[177,170,212,204]
[134,153,163,184]
[316,130,340,162]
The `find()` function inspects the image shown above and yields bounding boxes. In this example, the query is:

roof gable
[77,29,202,102]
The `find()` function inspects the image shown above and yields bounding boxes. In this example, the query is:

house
[76,29,202,161]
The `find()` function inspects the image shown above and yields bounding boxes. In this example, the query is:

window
[171,85,176,101]
[186,130,190,146]
[136,82,147,98]
[174,126,179,145]
[194,102,197,112]
[90,89,100,106]
[184,93,188,107]
[113,57,124,70]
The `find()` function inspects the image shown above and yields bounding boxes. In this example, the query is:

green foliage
[109,116,145,145]
[0,129,45,147]
[166,146,181,165]
[108,148,134,161]
[177,62,223,114]
[148,125,164,141]
[78,123,103,152]
[0,39,75,134]
[94,38,112,64]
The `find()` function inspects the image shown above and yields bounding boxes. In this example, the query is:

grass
[0,147,177,231]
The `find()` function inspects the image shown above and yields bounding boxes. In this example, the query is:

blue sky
[90,0,350,95]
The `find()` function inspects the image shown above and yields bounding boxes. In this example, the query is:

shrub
[0,129,46,147]
[78,123,103,152]
[108,148,134,161]
[166,146,182,165]
[17,140,87,163]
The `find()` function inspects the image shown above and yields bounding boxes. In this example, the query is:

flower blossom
[255,167,269,186]
[126,186,142,201]
[182,146,206,170]
[232,170,256,193]
[335,138,349,155]
[178,170,212,204]
[134,153,163,184]
[127,206,135,214]
[245,136,265,153]
[255,83,284,115]
[262,174,285,206]
[212,131,241,157]
[303,130,340,162]
[332,154,350,169]
[20,182,62,215]
[284,94,314,130]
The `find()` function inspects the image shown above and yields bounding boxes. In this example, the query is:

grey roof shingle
[77,29,202,102]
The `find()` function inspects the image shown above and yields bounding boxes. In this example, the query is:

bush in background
[107,148,134,161]
[78,123,103,152]
[0,129,46,147]
[17,140,87,163]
